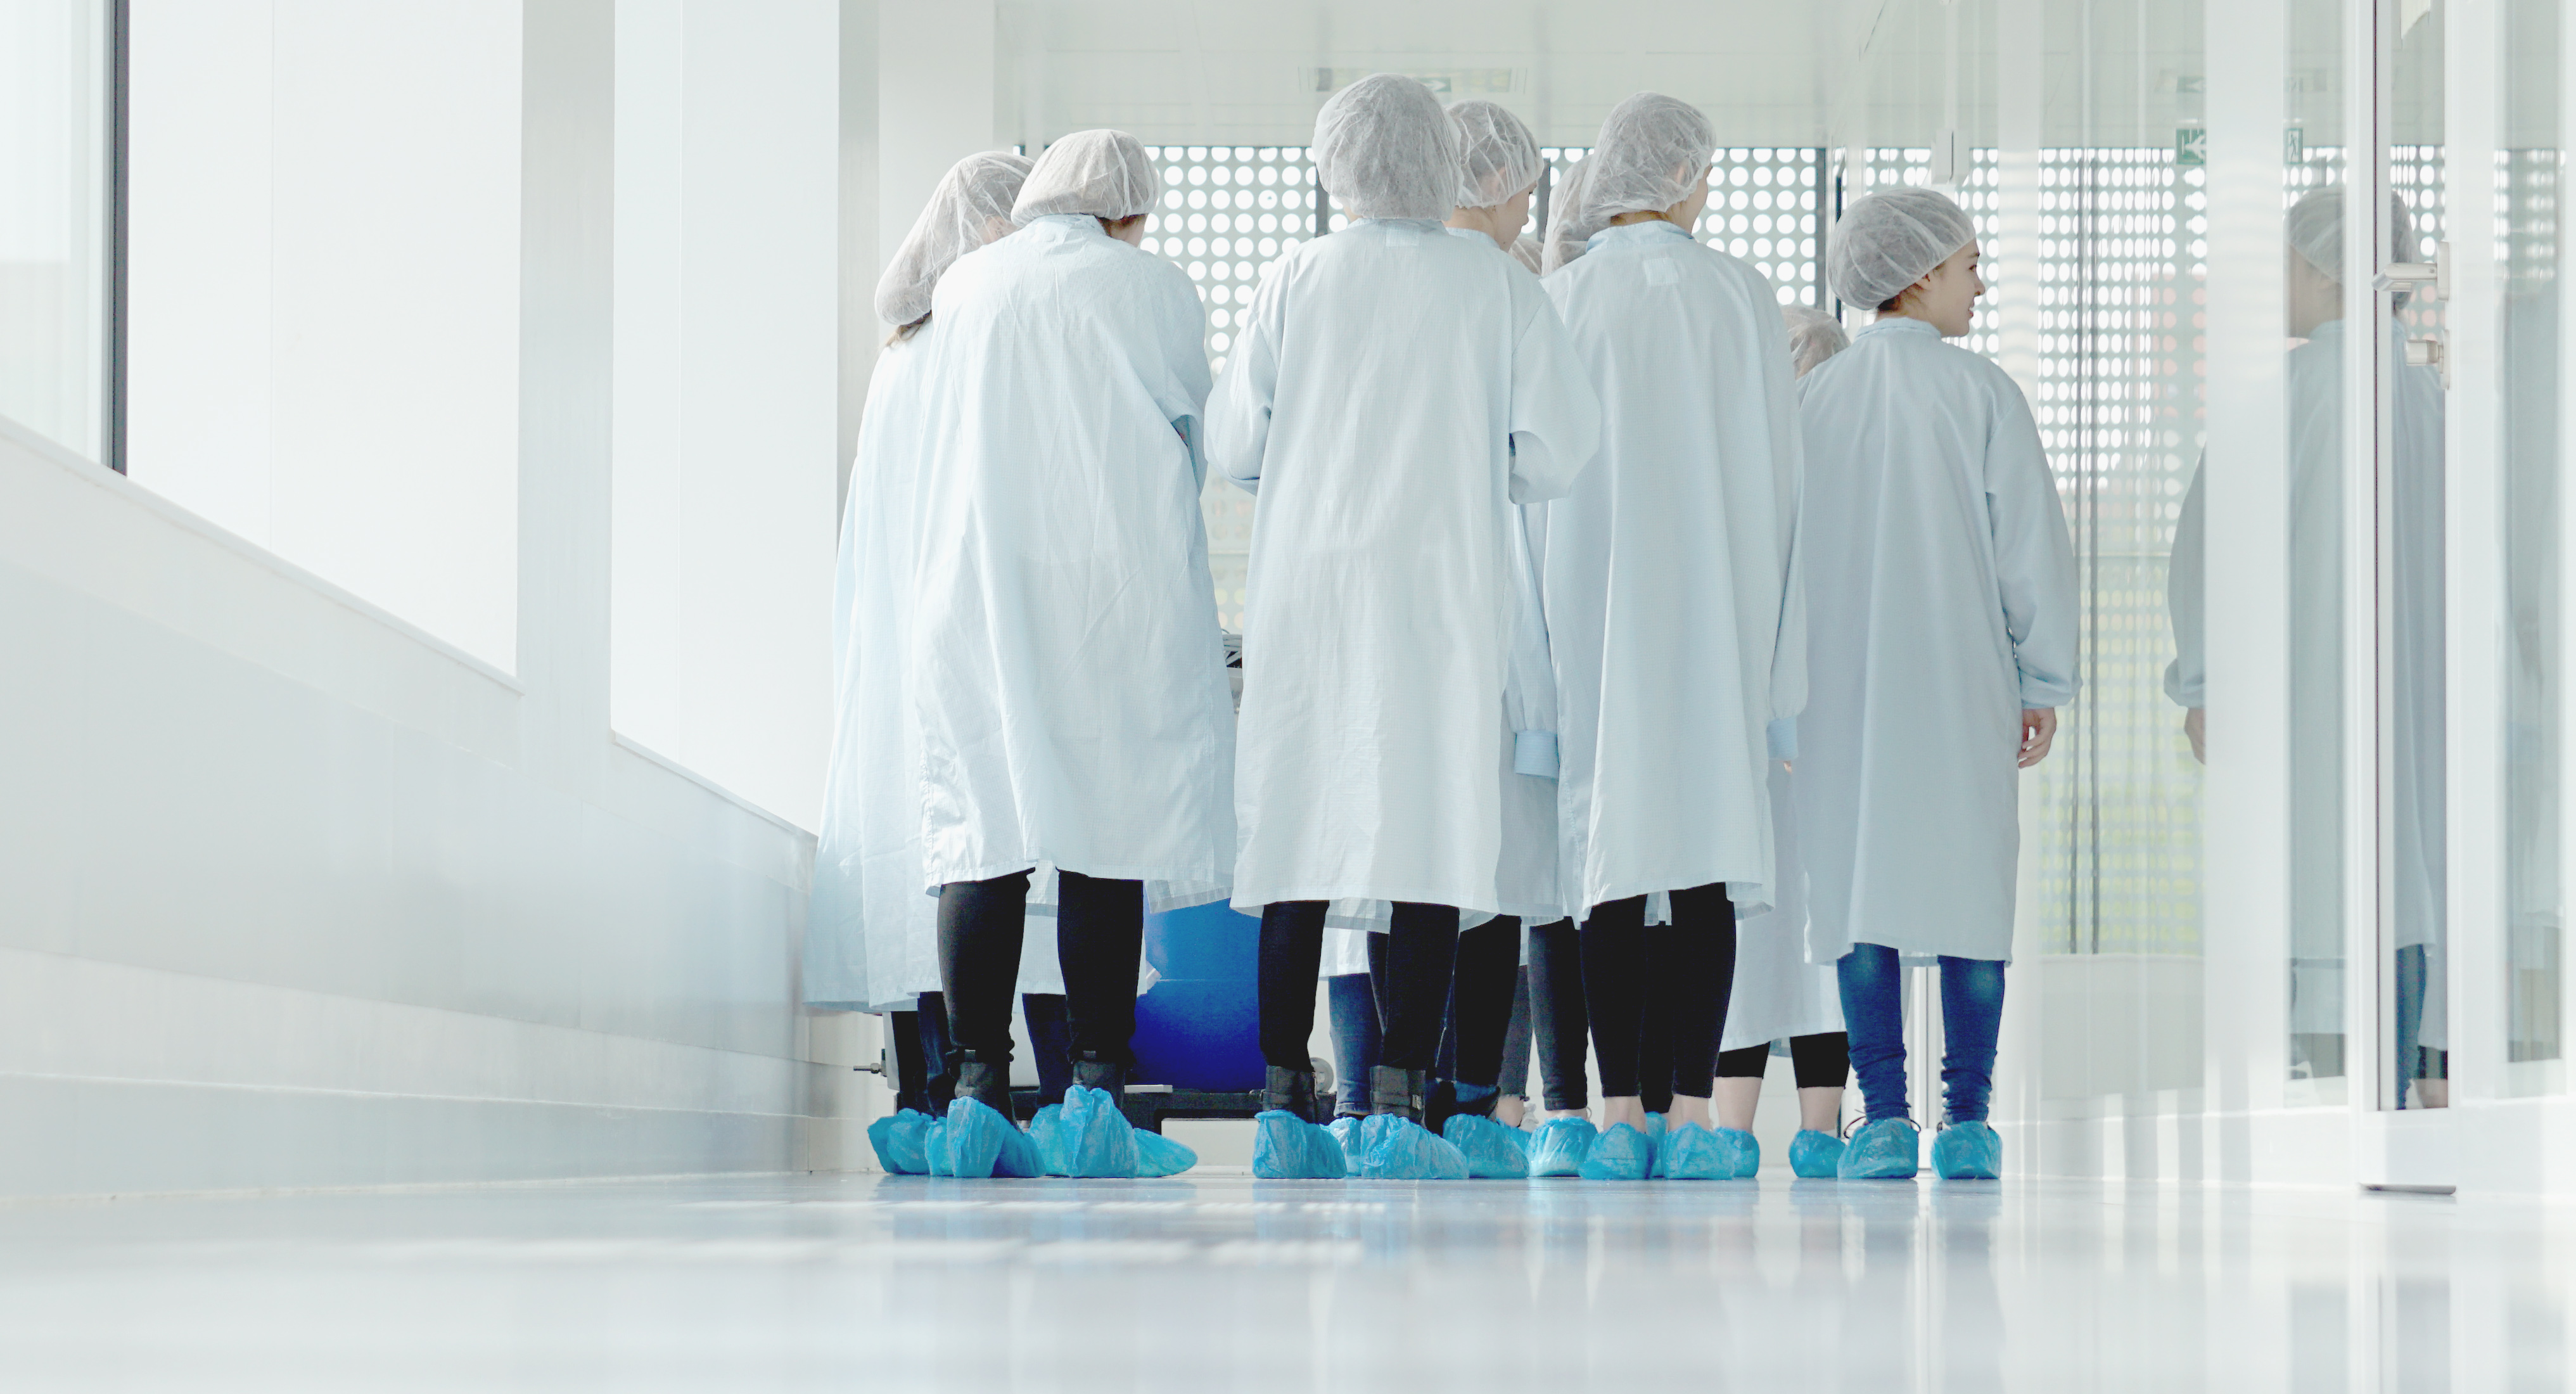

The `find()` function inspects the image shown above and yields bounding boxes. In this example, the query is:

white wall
[0,0,860,1199]
[609,0,840,830]
[125,0,524,673]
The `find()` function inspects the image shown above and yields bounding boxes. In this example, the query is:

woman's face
[1904,240,1986,337]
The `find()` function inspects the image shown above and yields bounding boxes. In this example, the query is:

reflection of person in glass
[2165,187,2446,1103]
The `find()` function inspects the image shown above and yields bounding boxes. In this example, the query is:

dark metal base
[1009,1087,1338,1134]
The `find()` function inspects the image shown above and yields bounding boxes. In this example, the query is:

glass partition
[2381,0,2449,1111]
[2499,0,2565,1094]
[2285,0,2352,1096]
[0,0,112,463]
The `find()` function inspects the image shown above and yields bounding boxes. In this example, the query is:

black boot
[1265,1064,1320,1122]
[1370,1065,1428,1123]
[954,1054,1014,1120]
[1071,1051,1126,1101]
[1423,1078,1496,1134]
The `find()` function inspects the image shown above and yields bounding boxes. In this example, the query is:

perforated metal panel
[1144,146,1317,629]
[1538,146,1828,305]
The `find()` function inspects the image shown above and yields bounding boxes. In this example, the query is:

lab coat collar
[1026,212,1107,236]
[1856,315,1942,340]
[1584,219,1695,253]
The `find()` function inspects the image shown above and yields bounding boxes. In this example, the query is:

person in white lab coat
[810,153,1093,1173]
[1709,302,1852,1181]
[1420,98,1559,1162]
[2162,188,2446,1102]
[1208,74,1600,1178]
[909,130,1235,1173]
[1796,186,2079,1181]
[812,151,1031,1025]
[1532,93,1805,1182]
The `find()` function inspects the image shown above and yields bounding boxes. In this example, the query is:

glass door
[2369,0,2449,1130]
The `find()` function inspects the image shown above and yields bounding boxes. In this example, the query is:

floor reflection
[0,1173,2561,1391]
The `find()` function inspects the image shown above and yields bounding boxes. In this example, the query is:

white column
[2441,0,2502,1120]
[2200,0,2295,1180]
[875,0,998,317]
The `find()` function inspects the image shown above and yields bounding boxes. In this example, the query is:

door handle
[2404,331,2451,390]
[2377,240,2451,302]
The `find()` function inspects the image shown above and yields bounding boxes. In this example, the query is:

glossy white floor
[5,1168,2566,1391]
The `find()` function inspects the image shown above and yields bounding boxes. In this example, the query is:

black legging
[1581,884,1736,1101]
[1260,901,1460,1073]
[936,869,1145,1072]
[1439,915,1522,1092]
[1526,918,1587,1111]
[1716,1031,1852,1089]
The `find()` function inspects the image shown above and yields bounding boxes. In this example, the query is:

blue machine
[1129,900,1264,1091]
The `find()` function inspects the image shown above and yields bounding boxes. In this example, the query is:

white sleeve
[1502,502,1560,774]
[1206,260,1284,495]
[1987,374,2082,708]
[1504,287,1602,505]
[1150,264,1215,489]
[2164,455,2206,708]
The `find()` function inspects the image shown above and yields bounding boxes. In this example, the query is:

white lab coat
[2167,319,2444,1040]
[909,215,1237,902]
[808,331,1069,1011]
[1792,316,2079,962]
[1538,221,1805,923]
[2295,320,2444,1039]
[1209,218,1601,916]
[1311,229,1570,977]
[1719,756,1843,1051]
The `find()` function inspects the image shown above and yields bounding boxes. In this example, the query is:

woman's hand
[2019,708,2058,768]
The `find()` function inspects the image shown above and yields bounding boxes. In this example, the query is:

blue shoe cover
[926,1118,953,1176]
[869,1109,933,1175]
[945,1096,1043,1179]
[1328,1116,1367,1173]
[1442,1114,1531,1179]
[1057,1086,1141,1179]
[1644,1112,1668,1145]
[1133,1128,1199,1177]
[1715,1127,1761,1179]
[1932,1120,2002,1180]
[1578,1122,1654,1180]
[1029,1103,1069,1175]
[1358,1115,1471,1180]
[1252,1111,1348,1179]
[1529,1118,1596,1177]
[1650,1122,1731,1179]
[1789,1129,1847,1179]
[1837,1118,1922,1179]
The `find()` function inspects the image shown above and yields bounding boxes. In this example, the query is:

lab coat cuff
[2017,675,2077,708]
[1513,729,1560,779]
[1766,717,1797,762]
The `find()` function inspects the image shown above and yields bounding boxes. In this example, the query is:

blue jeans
[1837,944,2006,1125]
[1327,973,1381,1116]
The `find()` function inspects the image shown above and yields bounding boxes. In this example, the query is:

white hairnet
[1783,304,1850,378]
[1581,93,1716,221]
[1450,99,1542,210]
[1012,129,1158,222]
[876,150,1033,326]
[2287,186,2418,300]
[1827,186,1977,310]
[1313,74,1459,221]
[1510,234,1542,274]
[1540,158,1601,274]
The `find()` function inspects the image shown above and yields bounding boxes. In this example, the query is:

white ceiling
[994,0,2210,150]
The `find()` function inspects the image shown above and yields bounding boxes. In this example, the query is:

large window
[122,1,524,672]
[0,0,112,464]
